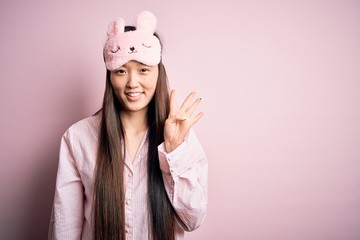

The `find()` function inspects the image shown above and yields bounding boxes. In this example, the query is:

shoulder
[62,113,101,143]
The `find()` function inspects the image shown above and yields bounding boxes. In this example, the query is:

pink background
[1,0,360,239]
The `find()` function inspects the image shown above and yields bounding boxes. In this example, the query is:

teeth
[127,92,141,97]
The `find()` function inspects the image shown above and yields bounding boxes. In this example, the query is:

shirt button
[126,200,130,205]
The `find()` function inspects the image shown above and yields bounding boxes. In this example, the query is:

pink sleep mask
[103,11,161,71]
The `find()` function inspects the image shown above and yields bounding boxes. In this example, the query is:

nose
[127,71,140,88]
[130,47,135,52]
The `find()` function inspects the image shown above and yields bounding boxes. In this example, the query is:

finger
[179,92,196,112]
[185,97,202,116]
[189,112,204,126]
[166,113,188,123]
[174,113,188,121]
[169,89,177,117]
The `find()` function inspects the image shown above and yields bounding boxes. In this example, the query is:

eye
[115,69,126,75]
[110,46,121,53]
[142,43,151,48]
[140,68,149,73]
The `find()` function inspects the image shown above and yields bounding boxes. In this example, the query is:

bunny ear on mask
[107,17,125,38]
[135,10,157,33]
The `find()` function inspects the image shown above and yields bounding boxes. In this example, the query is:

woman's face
[110,60,158,114]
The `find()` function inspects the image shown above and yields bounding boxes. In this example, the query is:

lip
[125,91,143,101]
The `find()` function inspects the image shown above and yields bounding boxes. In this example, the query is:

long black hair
[93,26,175,240]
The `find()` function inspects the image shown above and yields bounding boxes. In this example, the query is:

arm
[49,131,84,239]
[160,90,207,231]
[158,130,208,231]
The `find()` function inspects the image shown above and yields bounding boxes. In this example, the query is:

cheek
[147,72,158,90]
[110,81,125,100]
[145,78,158,93]
[110,76,125,91]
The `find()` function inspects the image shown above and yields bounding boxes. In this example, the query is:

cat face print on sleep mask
[103,11,162,71]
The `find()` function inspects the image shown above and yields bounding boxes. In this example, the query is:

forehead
[118,60,151,69]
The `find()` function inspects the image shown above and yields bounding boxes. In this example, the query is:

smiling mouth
[126,92,142,97]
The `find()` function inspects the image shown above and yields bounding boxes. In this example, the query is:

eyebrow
[138,61,150,67]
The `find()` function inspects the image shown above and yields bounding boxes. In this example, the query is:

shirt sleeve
[49,131,84,239]
[158,129,208,231]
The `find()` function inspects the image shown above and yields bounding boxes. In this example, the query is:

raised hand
[164,90,204,153]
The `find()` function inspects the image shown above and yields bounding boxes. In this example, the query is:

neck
[120,108,148,135]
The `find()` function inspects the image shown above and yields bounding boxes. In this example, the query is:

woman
[49,11,208,240]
